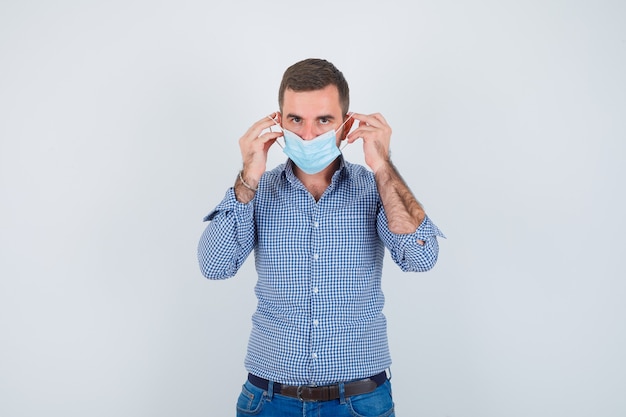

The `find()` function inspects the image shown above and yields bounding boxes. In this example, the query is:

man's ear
[341,116,356,140]
[276,112,282,126]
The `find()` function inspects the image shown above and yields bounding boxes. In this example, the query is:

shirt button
[312,287,319,294]
[313,254,319,260]
[311,353,318,359]
[314,221,319,227]
[313,319,319,326]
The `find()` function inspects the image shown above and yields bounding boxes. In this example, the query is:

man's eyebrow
[285,113,336,120]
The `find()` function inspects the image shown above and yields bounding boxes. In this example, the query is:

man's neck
[293,158,341,201]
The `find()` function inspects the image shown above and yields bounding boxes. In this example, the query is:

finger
[243,114,282,141]
[346,125,378,142]
[258,113,282,131]
[370,112,389,126]
[258,131,284,143]
[350,112,377,127]
[351,112,388,128]
[265,112,285,135]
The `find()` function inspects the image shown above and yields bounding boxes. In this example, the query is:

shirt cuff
[388,215,443,247]
[414,215,446,240]
[203,187,254,222]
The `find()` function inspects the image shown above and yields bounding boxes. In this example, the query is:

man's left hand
[345,112,392,173]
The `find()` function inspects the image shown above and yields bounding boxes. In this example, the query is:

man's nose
[300,123,317,140]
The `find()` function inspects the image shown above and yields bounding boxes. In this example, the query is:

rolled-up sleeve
[197,188,256,279]
[377,208,445,272]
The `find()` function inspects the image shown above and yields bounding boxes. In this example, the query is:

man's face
[280,85,350,145]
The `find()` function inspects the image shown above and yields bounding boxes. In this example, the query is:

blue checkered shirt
[198,158,444,386]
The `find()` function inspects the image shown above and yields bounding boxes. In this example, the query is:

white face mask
[269,114,353,174]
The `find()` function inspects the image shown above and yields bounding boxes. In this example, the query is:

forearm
[198,219,244,279]
[197,189,256,279]
[374,161,426,235]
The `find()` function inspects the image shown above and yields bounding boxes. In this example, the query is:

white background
[1,1,625,416]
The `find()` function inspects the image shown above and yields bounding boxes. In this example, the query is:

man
[198,58,444,416]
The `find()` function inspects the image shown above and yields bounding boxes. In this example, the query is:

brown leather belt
[248,371,387,402]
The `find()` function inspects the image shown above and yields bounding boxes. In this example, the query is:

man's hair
[278,58,350,115]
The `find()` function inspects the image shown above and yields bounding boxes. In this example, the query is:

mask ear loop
[267,114,285,149]
[338,113,355,151]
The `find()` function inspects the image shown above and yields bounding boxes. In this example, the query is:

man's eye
[320,118,330,124]
[291,117,301,123]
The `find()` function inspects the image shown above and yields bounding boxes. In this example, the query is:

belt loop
[267,380,274,400]
[338,382,346,404]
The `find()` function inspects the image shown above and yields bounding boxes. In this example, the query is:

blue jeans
[236,378,395,417]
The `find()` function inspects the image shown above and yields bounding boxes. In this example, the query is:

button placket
[310,209,322,373]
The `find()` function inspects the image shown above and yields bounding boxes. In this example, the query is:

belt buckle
[296,384,318,402]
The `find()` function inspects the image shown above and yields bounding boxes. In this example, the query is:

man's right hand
[238,112,283,184]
